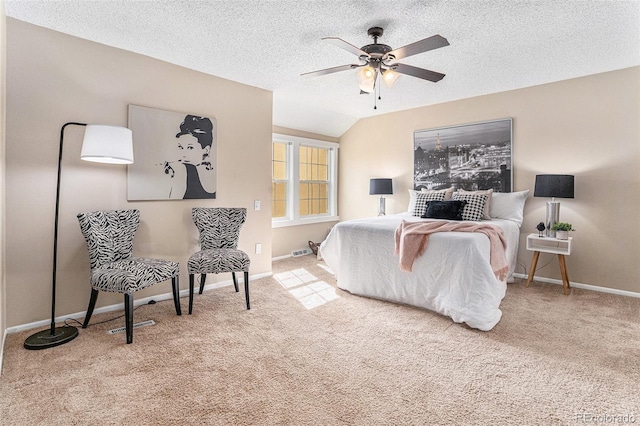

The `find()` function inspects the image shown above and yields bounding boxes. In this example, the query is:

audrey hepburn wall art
[127,105,217,200]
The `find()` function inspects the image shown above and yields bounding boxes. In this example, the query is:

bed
[320,189,529,331]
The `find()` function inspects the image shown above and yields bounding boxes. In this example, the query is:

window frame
[272,133,339,228]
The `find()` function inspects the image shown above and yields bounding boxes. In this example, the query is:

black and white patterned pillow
[452,193,489,221]
[412,191,446,217]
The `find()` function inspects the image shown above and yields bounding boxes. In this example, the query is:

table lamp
[369,178,393,216]
[533,174,574,237]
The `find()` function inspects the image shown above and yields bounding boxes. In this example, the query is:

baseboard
[272,253,319,262]
[272,254,293,261]
[5,271,273,335]
[0,328,6,374]
[512,273,640,299]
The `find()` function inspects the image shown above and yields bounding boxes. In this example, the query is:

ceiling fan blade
[322,37,370,58]
[386,34,449,62]
[393,63,446,82]
[301,64,358,78]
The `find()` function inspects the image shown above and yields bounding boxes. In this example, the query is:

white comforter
[320,213,520,331]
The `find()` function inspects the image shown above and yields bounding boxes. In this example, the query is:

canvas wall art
[413,118,513,192]
[128,105,217,200]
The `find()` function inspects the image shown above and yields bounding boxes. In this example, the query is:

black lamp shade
[534,174,574,198]
[369,178,393,195]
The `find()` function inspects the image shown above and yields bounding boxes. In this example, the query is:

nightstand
[525,233,573,295]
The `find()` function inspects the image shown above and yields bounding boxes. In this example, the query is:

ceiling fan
[302,27,449,96]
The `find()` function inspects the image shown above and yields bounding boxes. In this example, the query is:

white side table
[525,233,573,295]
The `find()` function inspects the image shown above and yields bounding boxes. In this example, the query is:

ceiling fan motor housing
[362,27,394,67]
[361,43,392,57]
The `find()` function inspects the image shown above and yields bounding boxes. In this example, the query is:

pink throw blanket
[394,220,509,281]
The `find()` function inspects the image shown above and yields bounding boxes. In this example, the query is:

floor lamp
[24,122,134,350]
[533,174,574,238]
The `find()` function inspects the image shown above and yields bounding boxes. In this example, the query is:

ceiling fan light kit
[382,69,400,87]
[303,26,449,108]
[357,66,376,92]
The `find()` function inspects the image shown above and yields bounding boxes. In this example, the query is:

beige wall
[5,19,273,328]
[339,67,640,293]
[270,126,338,258]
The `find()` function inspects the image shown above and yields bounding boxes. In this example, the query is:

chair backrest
[192,207,246,250]
[77,209,140,269]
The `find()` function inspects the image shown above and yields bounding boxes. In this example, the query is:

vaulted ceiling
[5,0,640,137]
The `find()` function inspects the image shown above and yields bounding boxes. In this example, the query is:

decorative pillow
[411,191,447,217]
[408,189,451,213]
[489,190,530,226]
[457,188,493,219]
[452,192,489,221]
[421,200,467,221]
[421,186,455,200]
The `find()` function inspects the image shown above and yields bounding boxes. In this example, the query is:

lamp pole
[24,122,86,349]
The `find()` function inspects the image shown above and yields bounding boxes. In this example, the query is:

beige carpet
[1,255,638,425]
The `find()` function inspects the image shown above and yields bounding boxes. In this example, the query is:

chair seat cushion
[91,257,179,294]
[188,248,250,274]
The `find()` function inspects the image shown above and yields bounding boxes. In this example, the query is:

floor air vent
[292,248,312,257]
[108,320,155,334]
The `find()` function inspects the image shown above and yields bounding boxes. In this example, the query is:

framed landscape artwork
[127,105,217,200]
[413,118,513,192]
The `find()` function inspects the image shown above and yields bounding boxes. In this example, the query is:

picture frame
[127,105,217,200]
[413,118,513,192]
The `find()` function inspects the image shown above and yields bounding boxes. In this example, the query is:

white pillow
[408,189,420,213]
[489,190,530,226]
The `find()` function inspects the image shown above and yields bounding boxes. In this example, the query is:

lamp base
[24,326,78,350]
[545,201,561,238]
[378,196,386,216]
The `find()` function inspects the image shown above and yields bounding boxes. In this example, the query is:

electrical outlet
[254,200,260,210]
[255,243,262,254]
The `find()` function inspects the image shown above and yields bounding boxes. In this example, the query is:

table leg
[526,251,540,287]
[557,254,571,295]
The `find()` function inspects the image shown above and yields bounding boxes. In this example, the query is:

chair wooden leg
[172,276,182,316]
[125,293,134,344]
[199,274,206,294]
[82,289,99,328]
[232,272,239,292]
[189,274,195,315]
[244,271,250,310]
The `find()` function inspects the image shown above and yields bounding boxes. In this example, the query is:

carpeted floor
[1,254,638,425]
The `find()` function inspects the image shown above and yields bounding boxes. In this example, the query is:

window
[272,134,338,227]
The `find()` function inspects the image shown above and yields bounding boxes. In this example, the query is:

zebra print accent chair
[187,207,250,314]
[77,209,181,344]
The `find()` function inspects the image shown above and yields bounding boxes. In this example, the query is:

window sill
[272,215,339,228]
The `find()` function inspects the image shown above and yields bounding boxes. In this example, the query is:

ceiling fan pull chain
[374,73,378,109]
[375,72,384,109]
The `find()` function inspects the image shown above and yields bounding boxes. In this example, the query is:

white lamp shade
[382,69,400,87]
[357,66,376,93]
[81,125,134,164]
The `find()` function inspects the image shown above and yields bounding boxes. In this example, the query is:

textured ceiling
[5,0,640,137]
